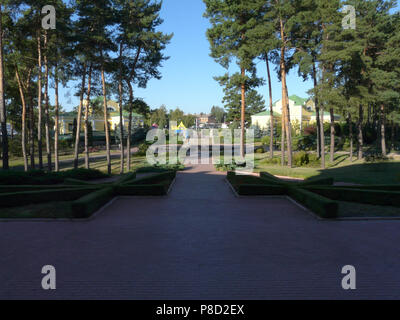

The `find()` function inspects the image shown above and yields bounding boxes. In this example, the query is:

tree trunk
[312,62,321,158]
[320,106,325,169]
[101,52,111,175]
[44,32,51,171]
[29,95,35,169]
[54,63,60,172]
[0,5,9,170]
[329,108,335,163]
[266,56,274,159]
[118,43,124,174]
[390,120,395,153]
[357,105,364,160]
[74,63,87,169]
[380,104,386,157]
[240,67,246,158]
[127,82,134,172]
[281,100,286,166]
[37,32,43,169]
[348,112,353,162]
[15,69,28,171]
[279,20,292,167]
[84,64,92,169]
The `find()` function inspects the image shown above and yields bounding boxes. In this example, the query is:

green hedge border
[0,187,100,208]
[305,186,400,207]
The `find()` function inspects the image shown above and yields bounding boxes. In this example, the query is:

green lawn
[254,153,400,185]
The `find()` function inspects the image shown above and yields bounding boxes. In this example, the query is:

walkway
[1,164,400,299]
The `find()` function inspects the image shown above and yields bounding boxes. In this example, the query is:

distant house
[57,100,144,135]
[251,95,341,131]
[197,114,216,125]
[250,111,281,130]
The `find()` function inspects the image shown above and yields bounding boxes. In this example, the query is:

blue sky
[56,0,398,114]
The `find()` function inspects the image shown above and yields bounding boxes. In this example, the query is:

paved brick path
[1,164,400,299]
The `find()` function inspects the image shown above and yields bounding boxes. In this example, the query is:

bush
[0,187,99,208]
[0,168,108,185]
[255,146,265,154]
[8,136,23,157]
[306,186,400,208]
[287,187,338,219]
[293,151,309,167]
[71,187,115,219]
[135,142,150,157]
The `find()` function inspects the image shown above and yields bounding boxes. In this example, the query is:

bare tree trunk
[0,5,9,170]
[348,112,353,162]
[281,102,286,166]
[54,62,60,172]
[329,108,335,163]
[15,68,28,171]
[312,62,321,158]
[279,20,292,167]
[320,106,325,169]
[357,105,364,160]
[37,32,43,169]
[84,64,92,169]
[118,43,124,174]
[127,82,134,172]
[240,67,246,158]
[390,120,395,153]
[74,63,87,169]
[266,56,274,159]
[101,52,111,175]
[44,32,52,171]
[380,104,386,156]
[29,95,35,169]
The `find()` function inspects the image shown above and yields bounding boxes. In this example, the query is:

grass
[254,153,400,185]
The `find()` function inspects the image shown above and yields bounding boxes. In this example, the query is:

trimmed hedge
[130,171,176,185]
[71,187,115,219]
[0,187,99,208]
[237,184,287,196]
[305,186,400,208]
[259,172,285,185]
[300,177,334,186]
[287,187,338,219]
[0,185,82,193]
[117,172,137,185]
[0,168,108,185]
[64,178,96,186]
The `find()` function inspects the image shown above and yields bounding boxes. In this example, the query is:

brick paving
[1,164,400,299]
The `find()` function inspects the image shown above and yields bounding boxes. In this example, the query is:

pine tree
[204,0,261,157]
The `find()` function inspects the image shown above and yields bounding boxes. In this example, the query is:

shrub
[0,187,99,208]
[71,187,115,219]
[0,168,108,185]
[255,146,265,154]
[293,151,309,167]
[287,187,338,219]
[135,142,150,157]
[8,136,23,157]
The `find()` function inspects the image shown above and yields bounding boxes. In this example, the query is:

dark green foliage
[287,187,338,219]
[0,168,107,185]
[300,177,334,187]
[305,186,400,208]
[116,172,137,185]
[71,187,115,219]
[0,187,99,208]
